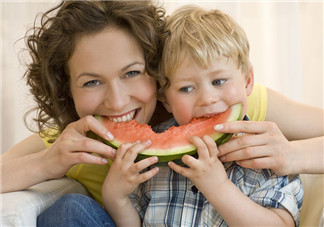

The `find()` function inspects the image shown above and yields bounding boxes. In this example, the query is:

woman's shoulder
[247,83,268,121]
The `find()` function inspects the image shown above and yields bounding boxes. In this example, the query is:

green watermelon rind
[136,132,233,163]
[89,103,242,163]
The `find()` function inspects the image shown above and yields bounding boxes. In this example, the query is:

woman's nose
[103,85,129,111]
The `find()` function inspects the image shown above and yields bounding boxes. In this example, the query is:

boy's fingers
[188,136,209,160]
[132,156,158,173]
[168,161,189,177]
[123,140,152,162]
[115,142,135,160]
[136,167,159,183]
[201,135,218,157]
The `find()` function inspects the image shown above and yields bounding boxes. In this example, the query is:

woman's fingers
[219,145,270,162]
[72,115,114,141]
[71,152,110,165]
[214,121,274,135]
[56,116,118,161]
[236,156,284,173]
[218,134,267,157]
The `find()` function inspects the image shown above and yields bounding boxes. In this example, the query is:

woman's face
[69,28,157,124]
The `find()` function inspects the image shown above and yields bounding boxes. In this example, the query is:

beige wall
[1,1,323,153]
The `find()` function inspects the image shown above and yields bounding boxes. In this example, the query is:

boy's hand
[168,135,228,195]
[103,140,159,201]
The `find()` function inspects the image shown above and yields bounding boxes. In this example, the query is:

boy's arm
[169,136,300,226]
[103,195,141,227]
[203,179,294,226]
[102,140,159,227]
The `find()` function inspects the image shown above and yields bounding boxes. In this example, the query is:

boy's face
[164,57,253,125]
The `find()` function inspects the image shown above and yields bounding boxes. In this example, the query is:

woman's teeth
[109,111,136,123]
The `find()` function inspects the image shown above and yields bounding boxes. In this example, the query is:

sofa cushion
[0,177,88,227]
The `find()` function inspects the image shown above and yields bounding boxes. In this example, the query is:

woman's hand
[1,115,117,192]
[169,135,228,195]
[214,121,296,176]
[42,115,117,179]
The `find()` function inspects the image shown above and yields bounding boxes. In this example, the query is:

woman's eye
[125,70,140,78]
[212,79,226,86]
[179,86,193,93]
[83,80,100,87]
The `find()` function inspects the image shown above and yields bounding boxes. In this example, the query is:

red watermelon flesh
[91,103,242,162]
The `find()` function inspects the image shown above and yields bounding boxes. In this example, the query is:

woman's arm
[266,88,323,140]
[1,116,116,193]
[1,134,49,192]
[266,88,324,174]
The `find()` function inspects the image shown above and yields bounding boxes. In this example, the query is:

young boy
[103,5,303,226]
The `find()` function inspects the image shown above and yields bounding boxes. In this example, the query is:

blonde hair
[159,5,250,91]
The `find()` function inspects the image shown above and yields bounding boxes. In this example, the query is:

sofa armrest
[0,177,88,227]
[300,174,324,227]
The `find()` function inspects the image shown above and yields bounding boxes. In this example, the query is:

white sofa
[1,174,323,227]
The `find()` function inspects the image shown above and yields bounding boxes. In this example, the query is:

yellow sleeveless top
[42,83,267,205]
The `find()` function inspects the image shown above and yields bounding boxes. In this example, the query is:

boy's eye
[212,79,226,86]
[125,70,140,78]
[83,80,100,87]
[179,86,193,93]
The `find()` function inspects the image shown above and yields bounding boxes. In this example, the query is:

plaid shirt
[130,116,303,226]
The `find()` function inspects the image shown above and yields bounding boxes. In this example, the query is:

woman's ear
[245,64,254,96]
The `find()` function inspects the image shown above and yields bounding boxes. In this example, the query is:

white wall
[1,1,323,153]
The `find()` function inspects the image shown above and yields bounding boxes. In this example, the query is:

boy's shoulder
[153,118,178,133]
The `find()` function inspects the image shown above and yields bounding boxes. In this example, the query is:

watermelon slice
[89,103,242,163]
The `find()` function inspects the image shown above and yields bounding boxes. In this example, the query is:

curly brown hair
[23,1,166,137]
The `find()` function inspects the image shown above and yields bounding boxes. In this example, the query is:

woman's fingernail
[102,158,108,164]
[219,156,226,161]
[106,132,114,140]
[214,124,223,130]
[145,139,152,144]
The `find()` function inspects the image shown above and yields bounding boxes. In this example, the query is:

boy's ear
[162,99,172,113]
[245,64,254,96]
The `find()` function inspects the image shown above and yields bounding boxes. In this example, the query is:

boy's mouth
[201,112,221,118]
[200,108,228,118]
[108,109,138,122]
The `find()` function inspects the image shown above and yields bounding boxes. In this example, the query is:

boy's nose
[197,88,218,106]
